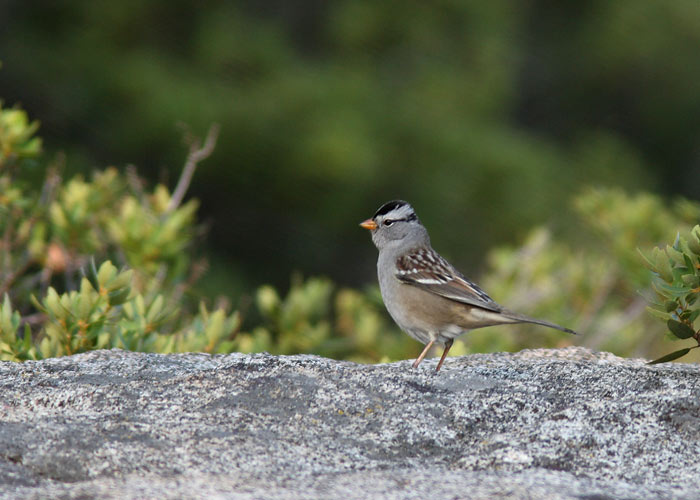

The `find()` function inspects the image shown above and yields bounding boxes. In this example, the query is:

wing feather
[395,249,503,313]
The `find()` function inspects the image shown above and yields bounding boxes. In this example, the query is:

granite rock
[0,347,698,499]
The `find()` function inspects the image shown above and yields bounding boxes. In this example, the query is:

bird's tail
[465,307,577,334]
[501,310,577,335]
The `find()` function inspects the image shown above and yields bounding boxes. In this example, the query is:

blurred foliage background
[1,1,699,362]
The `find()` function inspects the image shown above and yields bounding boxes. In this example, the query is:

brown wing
[395,248,503,313]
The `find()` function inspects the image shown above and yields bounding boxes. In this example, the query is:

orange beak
[360,218,378,230]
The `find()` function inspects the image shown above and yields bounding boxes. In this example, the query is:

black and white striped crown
[373,200,417,221]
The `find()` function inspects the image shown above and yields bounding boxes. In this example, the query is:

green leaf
[108,287,131,306]
[683,253,695,273]
[688,226,700,255]
[44,287,62,316]
[86,257,100,290]
[205,309,225,344]
[0,294,18,340]
[108,269,133,291]
[656,282,692,297]
[30,294,45,313]
[145,295,164,323]
[667,319,696,339]
[664,300,678,312]
[638,248,656,271]
[648,348,692,365]
[22,324,32,352]
[652,247,674,282]
[77,281,94,320]
[97,261,117,286]
[666,244,685,266]
[645,306,671,321]
[689,309,700,324]
[672,266,688,282]
[673,232,682,251]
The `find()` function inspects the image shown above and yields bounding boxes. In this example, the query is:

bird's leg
[435,339,454,372]
[413,339,435,368]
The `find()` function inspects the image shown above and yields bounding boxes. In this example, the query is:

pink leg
[435,339,454,372]
[412,339,435,368]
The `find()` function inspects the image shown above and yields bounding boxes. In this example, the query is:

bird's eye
[383,219,395,226]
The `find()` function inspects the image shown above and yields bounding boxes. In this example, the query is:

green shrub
[233,276,412,363]
[0,259,240,360]
[469,188,700,361]
[641,227,700,363]
[0,102,41,166]
[0,100,240,361]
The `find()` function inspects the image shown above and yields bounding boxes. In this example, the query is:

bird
[360,200,576,372]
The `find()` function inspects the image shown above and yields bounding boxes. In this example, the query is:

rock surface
[0,347,698,499]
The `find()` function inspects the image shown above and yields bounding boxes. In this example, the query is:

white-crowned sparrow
[360,200,576,371]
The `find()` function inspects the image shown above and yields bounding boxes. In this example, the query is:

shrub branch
[167,123,220,213]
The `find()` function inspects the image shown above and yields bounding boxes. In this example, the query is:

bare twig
[167,123,220,213]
